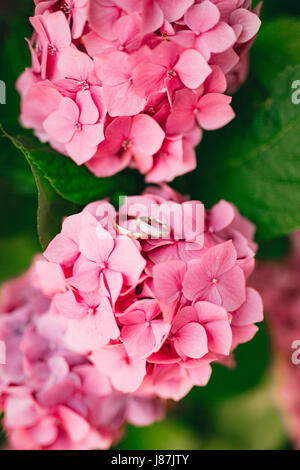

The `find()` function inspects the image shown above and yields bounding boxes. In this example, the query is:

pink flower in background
[250,231,300,449]
[19,0,261,181]
[0,262,164,450]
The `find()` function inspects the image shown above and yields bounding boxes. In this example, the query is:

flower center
[48,44,57,56]
[122,139,132,150]
[60,1,72,15]
[212,278,218,285]
[79,80,90,91]
[74,122,82,131]
[167,69,177,79]
[147,106,155,116]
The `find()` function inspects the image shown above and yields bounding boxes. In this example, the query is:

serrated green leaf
[252,17,300,93]
[0,125,144,206]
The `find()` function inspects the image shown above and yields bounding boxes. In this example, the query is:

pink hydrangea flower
[18,0,261,181]
[250,231,300,449]
[18,185,262,404]
[0,260,164,450]
[0,186,263,449]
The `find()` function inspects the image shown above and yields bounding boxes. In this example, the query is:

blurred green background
[1,0,300,449]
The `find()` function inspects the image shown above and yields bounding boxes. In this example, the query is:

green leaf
[175,65,300,240]
[260,0,300,20]
[1,126,82,249]
[252,17,300,93]
[0,125,144,206]
[32,166,80,250]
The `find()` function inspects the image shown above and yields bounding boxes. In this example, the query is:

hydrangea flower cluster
[0,259,165,450]
[18,0,261,182]
[251,232,300,449]
[0,185,263,449]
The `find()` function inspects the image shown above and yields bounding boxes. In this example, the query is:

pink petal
[44,233,78,266]
[87,147,131,177]
[184,1,220,34]
[121,323,156,357]
[232,287,263,326]
[205,65,227,93]
[44,11,71,48]
[65,127,97,162]
[231,324,258,349]
[95,51,132,86]
[183,241,237,300]
[132,61,166,97]
[153,260,186,303]
[54,290,87,319]
[131,113,165,156]
[5,395,39,428]
[108,237,146,285]
[201,22,236,54]
[76,90,99,125]
[43,97,78,143]
[58,47,94,82]
[217,265,246,311]
[89,2,120,40]
[103,81,146,117]
[79,224,113,263]
[35,260,66,296]
[66,297,119,351]
[58,405,90,442]
[142,0,164,33]
[175,49,212,89]
[112,12,142,46]
[194,301,228,323]
[174,322,208,358]
[230,8,261,44]
[166,89,198,136]
[68,263,100,292]
[187,363,212,386]
[151,320,171,350]
[197,93,235,130]
[91,344,146,393]
[159,0,193,23]
[103,269,123,305]
[29,417,58,447]
[205,320,232,355]
[209,199,235,232]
